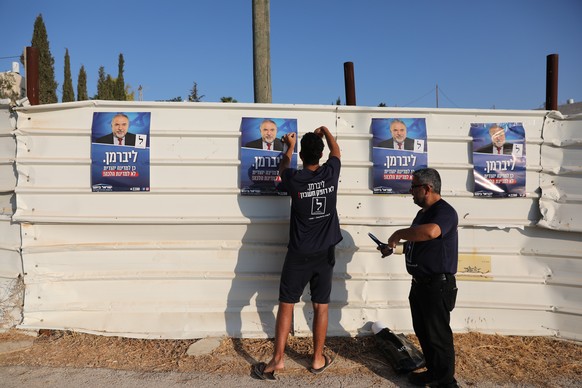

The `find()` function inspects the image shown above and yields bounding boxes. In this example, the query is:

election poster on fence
[240,117,297,195]
[372,118,428,194]
[91,112,151,192]
[470,122,526,197]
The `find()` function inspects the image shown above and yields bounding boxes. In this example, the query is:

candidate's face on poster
[390,121,407,143]
[111,115,130,139]
[490,127,506,148]
[260,121,278,144]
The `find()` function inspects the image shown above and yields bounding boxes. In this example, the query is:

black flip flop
[253,362,277,381]
[309,355,334,375]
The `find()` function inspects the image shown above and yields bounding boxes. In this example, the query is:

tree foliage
[94,54,127,101]
[158,96,183,102]
[124,84,135,101]
[115,53,126,100]
[77,65,88,101]
[62,48,75,102]
[96,66,112,100]
[188,82,204,102]
[220,96,238,103]
[30,14,58,104]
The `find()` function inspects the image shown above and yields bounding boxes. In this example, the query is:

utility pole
[252,0,272,103]
[545,54,558,111]
[343,62,356,105]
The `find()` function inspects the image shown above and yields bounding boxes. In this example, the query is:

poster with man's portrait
[240,117,298,195]
[470,122,526,197]
[372,118,428,194]
[91,112,151,192]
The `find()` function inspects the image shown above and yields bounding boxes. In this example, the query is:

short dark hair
[413,168,441,194]
[300,132,324,165]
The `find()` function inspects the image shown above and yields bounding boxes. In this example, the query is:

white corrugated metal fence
[0,100,580,340]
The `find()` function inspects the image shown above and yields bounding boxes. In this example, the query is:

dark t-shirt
[282,156,342,254]
[404,198,458,277]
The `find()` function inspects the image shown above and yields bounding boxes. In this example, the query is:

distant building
[557,99,582,115]
[0,62,25,104]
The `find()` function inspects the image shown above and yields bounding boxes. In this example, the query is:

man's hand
[279,133,296,175]
[314,126,327,138]
[281,132,296,147]
[376,244,393,258]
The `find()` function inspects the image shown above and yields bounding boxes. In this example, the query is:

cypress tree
[30,14,58,104]
[77,65,88,101]
[105,75,115,100]
[115,53,126,101]
[188,82,204,102]
[62,48,75,102]
[96,66,107,99]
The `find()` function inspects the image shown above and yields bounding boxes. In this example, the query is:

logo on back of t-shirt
[312,197,326,215]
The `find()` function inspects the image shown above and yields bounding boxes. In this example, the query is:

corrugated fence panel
[539,112,582,232]
[0,104,23,330]
[11,101,582,340]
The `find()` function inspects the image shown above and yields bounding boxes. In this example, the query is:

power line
[438,86,460,108]
[401,87,436,107]
[0,55,21,60]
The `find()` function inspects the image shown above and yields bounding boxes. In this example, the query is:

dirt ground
[1,329,581,387]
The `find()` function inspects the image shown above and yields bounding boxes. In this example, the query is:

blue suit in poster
[470,123,526,197]
[372,118,428,194]
[240,117,297,195]
[91,112,151,192]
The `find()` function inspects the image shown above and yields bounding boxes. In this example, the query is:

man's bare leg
[263,302,294,373]
[311,302,329,369]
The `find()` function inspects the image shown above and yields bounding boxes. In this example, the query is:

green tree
[160,96,183,102]
[62,48,75,102]
[124,84,135,101]
[115,53,126,100]
[96,66,112,100]
[335,97,342,105]
[378,102,387,107]
[220,96,238,103]
[105,75,115,100]
[77,65,88,101]
[30,14,58,104]
[188,82,204,102]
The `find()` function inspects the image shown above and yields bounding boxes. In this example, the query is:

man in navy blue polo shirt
[254,126,342,381]
[380,168,459,387]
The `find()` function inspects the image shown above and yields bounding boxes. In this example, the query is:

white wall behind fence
[8,100,582,340]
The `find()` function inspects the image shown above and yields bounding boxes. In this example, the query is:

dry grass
[1,329,581,386]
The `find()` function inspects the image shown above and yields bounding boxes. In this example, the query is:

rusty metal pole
[25,47,40,105]
[545,54,559,111]
[344,62,356,106]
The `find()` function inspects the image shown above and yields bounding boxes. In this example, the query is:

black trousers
[409,275,458,386]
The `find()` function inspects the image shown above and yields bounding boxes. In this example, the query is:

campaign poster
[240,117,298,195]
[372,118,428,194]
[90,112,151,192]
[470,122,526,197]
